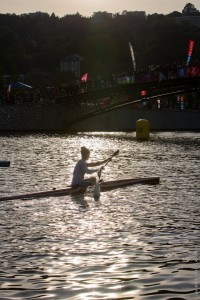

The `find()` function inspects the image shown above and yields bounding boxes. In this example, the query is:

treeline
[0,10,200,86]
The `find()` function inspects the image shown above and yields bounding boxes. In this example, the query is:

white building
[60,54,82,77]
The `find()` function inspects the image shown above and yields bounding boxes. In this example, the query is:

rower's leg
[70,186,87,194]
[84,177,96,186]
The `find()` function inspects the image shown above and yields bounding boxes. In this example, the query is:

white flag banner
[129,42,136,72]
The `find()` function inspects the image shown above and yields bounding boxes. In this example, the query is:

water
[0,132,200,300]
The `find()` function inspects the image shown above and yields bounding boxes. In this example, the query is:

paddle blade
[106,150,119,165]
[94,180,101,199]
[112,149,119,158]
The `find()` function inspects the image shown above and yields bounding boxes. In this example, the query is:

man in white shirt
[71,146,110,188]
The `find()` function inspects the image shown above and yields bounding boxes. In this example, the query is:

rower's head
[81,146,90,160]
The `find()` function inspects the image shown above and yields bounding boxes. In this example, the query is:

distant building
[91,12,113,22]
[21,12,49,18]
[125,11,146,18]
[175,15,200,27]
[175,3,200,27]
[60,54,82,77]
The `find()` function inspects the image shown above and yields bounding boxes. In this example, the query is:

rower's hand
[106,157,112,163]
[97,166,104,177]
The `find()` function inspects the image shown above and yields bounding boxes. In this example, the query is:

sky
[1,0,200,17]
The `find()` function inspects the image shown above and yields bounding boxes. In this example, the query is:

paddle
[98,149,119,180]
[93,149,119,199]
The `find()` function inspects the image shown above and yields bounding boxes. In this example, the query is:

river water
[0,131,199,300]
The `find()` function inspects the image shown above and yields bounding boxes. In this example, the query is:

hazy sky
[1,0,200,17]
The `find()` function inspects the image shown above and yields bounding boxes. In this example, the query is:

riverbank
[0,104,200,131]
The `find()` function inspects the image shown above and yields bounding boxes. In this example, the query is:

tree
[168,11,182,17]
[182,3,200,15]
[0,10,199,85]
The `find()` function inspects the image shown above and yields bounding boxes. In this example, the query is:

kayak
[100,177,159,190]
[0,177,160,201]
[0,161,10,167]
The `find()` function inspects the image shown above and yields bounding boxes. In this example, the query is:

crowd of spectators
[0,62,200,111]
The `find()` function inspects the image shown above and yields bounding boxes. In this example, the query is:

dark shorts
[72,178,95,189]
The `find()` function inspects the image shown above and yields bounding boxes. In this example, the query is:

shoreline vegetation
[0,3,200,89]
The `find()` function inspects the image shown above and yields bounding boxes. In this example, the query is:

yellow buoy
[136,119,150,141]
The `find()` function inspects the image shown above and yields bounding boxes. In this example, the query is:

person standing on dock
[71,146,110,188]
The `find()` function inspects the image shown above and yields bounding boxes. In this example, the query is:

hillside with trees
[0,3,200,87]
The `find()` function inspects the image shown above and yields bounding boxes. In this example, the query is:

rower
[71,146,110,191]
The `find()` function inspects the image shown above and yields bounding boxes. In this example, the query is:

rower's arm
[87,158,111,167]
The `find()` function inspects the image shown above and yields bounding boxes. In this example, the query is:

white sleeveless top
[71,159,98,186]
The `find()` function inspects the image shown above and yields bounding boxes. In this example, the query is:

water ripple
[0,132,199,299]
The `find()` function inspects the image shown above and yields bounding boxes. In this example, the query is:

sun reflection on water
[0,132,199,299]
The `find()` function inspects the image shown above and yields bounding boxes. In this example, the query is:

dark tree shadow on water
[70,193,89,209]
[70,190,102,209]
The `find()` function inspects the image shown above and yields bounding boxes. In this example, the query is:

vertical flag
[129,42,136,72]
[81,73,88,82]
[186,39,194,65]
[7,84,11,93]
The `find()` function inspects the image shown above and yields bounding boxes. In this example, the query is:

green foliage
[182,3,200,15]
[0,10,199,85]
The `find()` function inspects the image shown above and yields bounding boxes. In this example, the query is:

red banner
[81,73,88,82]
[188,40,194,56]
[187,40,194,65]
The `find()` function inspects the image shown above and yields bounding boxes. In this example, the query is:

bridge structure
[1,75,200,131]
[57,76,200,129]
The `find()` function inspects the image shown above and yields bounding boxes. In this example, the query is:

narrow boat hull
[0,177,160,201]
[101,177,159,190]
